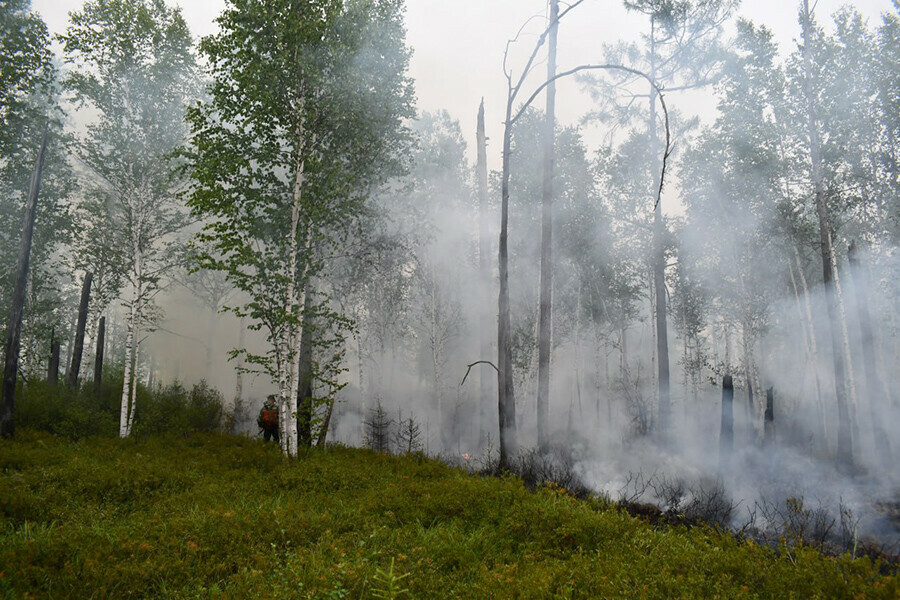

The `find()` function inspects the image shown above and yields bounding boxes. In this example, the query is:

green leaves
[184,0,415,394]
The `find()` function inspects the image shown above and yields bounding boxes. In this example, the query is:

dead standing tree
[1,125,49,438]
[476,99,493,450]
[536,0,560,454]
[496,0,671,467]
[66,271,92,388]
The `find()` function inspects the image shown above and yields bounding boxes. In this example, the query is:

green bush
[13,374,227,439]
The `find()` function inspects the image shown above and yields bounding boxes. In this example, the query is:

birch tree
[185,0,414,457]
[60,0,198,438]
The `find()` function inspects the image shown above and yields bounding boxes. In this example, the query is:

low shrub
[13,374,227,439]
[0,433,895,598]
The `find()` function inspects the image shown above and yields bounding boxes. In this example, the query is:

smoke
[18,0,898,552]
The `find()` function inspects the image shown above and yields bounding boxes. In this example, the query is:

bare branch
[506,0,587,104]
[460,360,500,387]
[510,63,671,214]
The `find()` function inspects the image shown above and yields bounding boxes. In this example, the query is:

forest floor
[1,431,898,599]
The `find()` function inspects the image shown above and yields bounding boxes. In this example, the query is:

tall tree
[60,0,199,438]
[795,0,853,468]
[536,0,559,453]
[587,0,738,442]
[680,20,789,440]
[0,126,47,438]
[185,0,414,457]
[476,100,493,448]
[1,0,74,380]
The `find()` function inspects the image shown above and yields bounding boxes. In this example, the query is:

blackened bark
[67,271,93,388]
[719,375,734,473]
[1,125,49,438]
[764,387,775,445]
[48,329,60,385]
[94,316,105,389]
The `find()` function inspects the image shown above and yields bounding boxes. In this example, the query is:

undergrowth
[12,373,227,439]
[1,431,897,598]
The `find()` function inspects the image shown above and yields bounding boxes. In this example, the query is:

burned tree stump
[764,386,775,445]
[48,329,60,385]
[66,271,92,388]
[47,329,60,385]
[94,316,105,389]
[719,375,734,473]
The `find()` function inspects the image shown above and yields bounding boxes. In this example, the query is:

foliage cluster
[1,433,896,598]
[11,376,226,440]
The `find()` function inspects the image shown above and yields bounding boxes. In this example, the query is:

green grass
[1,431,896,599]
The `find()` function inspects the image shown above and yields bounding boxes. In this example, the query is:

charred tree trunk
[94,316,105,389]
[719,375,734,474]
[498,91,519,469]
[764,387,775,445]
[48,329,60,385]
[1,125,48,438]
[67,271,93,388]
[536,0,559,454]
[476,99,492,450]
[316,396,335,448]
[847,242,892,466]
[800,0,853,469]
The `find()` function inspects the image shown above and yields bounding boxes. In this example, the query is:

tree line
[0,0,898,475]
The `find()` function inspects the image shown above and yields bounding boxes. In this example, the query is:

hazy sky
[33,0,895,177]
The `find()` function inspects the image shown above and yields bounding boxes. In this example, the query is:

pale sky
[32,0,896,180]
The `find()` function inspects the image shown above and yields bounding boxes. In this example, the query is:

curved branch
[510,63,671,214]
[460,360,500,387]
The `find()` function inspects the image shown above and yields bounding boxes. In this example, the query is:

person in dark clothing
[257,395,280,442]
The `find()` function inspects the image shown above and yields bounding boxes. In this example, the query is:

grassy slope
[0,432,896,599]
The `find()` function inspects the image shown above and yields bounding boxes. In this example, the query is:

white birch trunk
[119,284,137,438]
[127,311,140,437]
[280,129,307,458]
[121,180,144,438]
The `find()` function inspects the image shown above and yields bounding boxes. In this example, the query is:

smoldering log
[719,375,734,472]
[67,271,93,387]
[1,124,49,438]
[94,316,105,388]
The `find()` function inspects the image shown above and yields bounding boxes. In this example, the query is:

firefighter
[257,395,280,443]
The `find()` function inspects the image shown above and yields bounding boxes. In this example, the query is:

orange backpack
[260,409,278,429]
